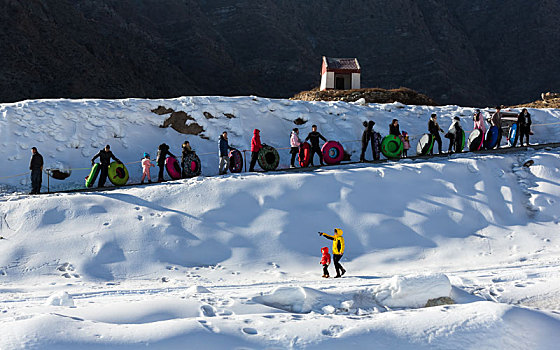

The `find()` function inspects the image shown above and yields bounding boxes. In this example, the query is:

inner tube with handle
[299,142,311,167]
[258,144,280,171]
[165,157,182,180]
[183,153,202,178]
[321,141,345,165]
[381,134,404,159]
[228,149,243,173]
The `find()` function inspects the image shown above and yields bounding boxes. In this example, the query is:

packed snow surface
[1,96,560,349]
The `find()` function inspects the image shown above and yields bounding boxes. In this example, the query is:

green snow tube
[85,163,100,188]
[459,129,466,151]
[257,145,280,171]
[416,134,435,156]
[381,135,403,159]
[108,161,129,186]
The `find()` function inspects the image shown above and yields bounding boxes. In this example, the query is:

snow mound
[186,285,212,294]
[46,291,75,307]
[253,286,324,313]
[374,274,452,308]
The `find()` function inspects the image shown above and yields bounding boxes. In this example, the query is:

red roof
[323,57,361,73]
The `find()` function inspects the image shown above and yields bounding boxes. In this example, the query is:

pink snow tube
[321,141,345,165]
[165,157,182,180]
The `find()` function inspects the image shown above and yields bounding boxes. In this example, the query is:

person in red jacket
[249,129,262,172]
[320,246,331,278]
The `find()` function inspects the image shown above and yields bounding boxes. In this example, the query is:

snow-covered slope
[2,96,560,192]
[1,97,560,349]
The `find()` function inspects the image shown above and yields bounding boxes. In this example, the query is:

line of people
[25,108,534,194]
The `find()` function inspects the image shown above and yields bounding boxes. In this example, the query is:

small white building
[320,56,361,91]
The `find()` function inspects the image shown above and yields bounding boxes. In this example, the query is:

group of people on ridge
[25,107,534,194]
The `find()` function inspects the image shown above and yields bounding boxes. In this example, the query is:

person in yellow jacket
[319,228,346,278]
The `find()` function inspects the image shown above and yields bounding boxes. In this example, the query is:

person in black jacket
[181,140,195,177]
[360,120,376,162]
[91,145,122,187]
[305,125,327,166]
[514,108,532,147]
[389,119,400,136]
[156,143,176,181]
[428,114,444,155]
[29,147,43,194]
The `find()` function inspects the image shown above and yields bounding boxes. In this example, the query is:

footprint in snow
[137,215,143,221]
[322,325,344,337]
[200,304,216,317]
[242,327,258,335]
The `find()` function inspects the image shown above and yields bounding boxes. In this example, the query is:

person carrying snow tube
[445,117,464,153]
[91,145,122,188]
[305,125,327,166]
[290,128,302,168]
[249,129,263,172]
[512,108,532,147]
[428,113,444,155]
[156,143,176,182]
[322,141,345,165]
[381,134,403,159]
[319,228,346,278]
[218,131,233,175]
[258,144,280,171]
[490,106,503,149]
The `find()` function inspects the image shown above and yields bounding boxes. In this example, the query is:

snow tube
[165,157,182,180]
[508,123,518,146]
[108,162,129,186]
[183,153,202,177]
[48,169,71,180]
[459,129,466,150]
[381,134,403,159]
[484,126,500,149]
[258,145,280,171]
[85,163,100,188]
[416,133,434,156]
[321,141,345,165]
[467,129,484,151]
[228,149,243,173]
[298,142,311,167]
[373,132,381,160]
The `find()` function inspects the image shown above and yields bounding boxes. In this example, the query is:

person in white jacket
[446,117,464,153]
[289,128,302,168]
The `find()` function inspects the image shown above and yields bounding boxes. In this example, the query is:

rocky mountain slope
[1,0,559,106]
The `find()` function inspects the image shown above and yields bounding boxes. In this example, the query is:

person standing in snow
[218,132,232,175]
[514,108,532,147]
[320,247,331,278]
[305,125,327,166]
[290,128,301,168]
[428,114,444,155]
[181,140,194,177]
[473,109,486,135]
[446,117,463,153]
[91,145,122,187]
[155,143,176,182]
[401,131,410,157]
[389,119,400,136]
[29,147,43,195]
[319,228,346,278]
[491,106,503,148]
[249,129,262,172]
[360,121,376,162]
[140,153,155,184]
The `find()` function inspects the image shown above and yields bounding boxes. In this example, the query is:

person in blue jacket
[218,131,232,175]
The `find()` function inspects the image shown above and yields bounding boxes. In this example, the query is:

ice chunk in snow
[253,286,320,313]
[46,291,74,307]
[373,274,451,308]
[186,285,211,295]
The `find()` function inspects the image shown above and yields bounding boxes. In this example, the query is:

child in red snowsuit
[320,247,331,278]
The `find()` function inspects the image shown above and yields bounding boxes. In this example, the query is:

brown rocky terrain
[1,0,559,106]
[292,87,437,106]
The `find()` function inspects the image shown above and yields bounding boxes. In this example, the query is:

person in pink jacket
[141,152,155,184]
[473,109,486,134]
[290,128,301,168]
[249,129,262,172]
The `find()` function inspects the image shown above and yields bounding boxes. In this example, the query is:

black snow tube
[258,145,280,171]
[183,153,202,177]
[228,149,243,173]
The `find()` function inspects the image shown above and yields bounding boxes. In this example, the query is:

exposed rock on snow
[374,274,452,308]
